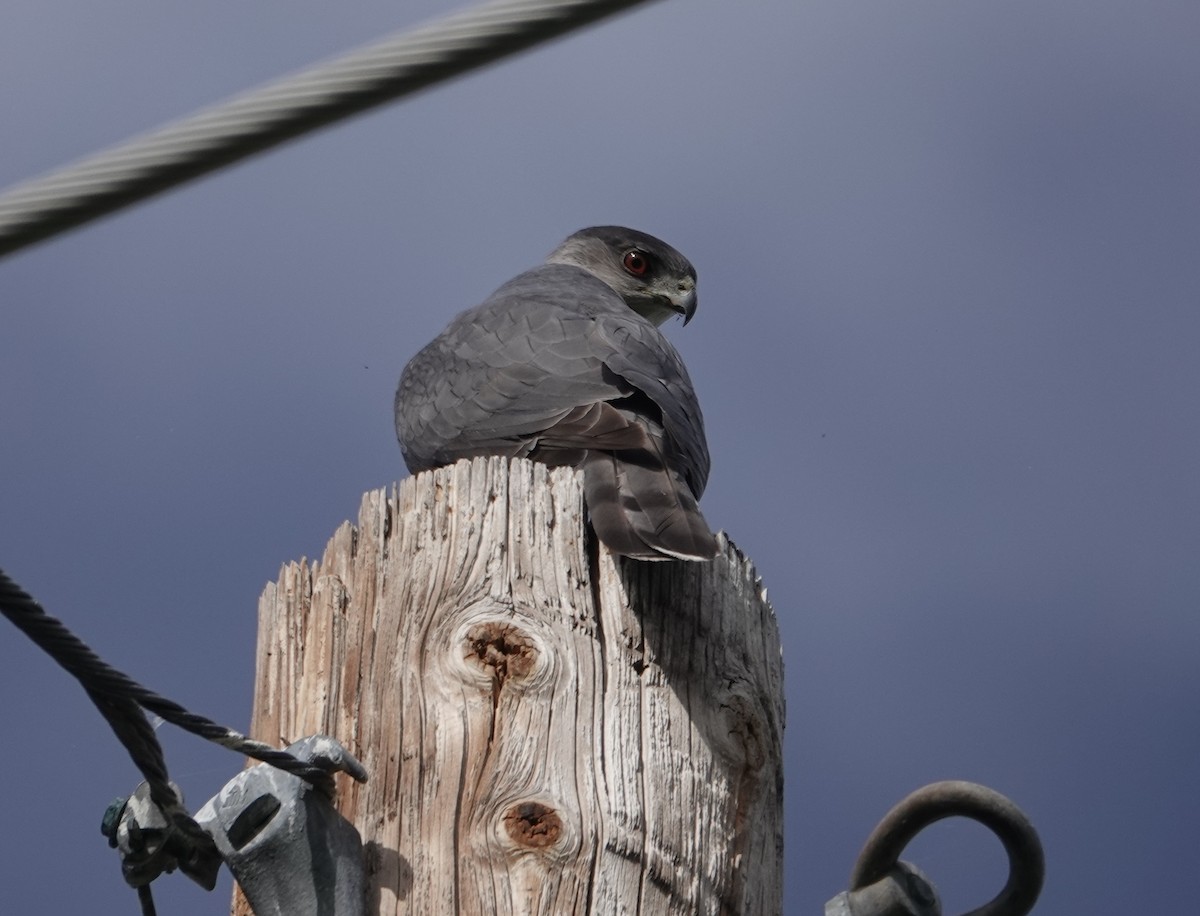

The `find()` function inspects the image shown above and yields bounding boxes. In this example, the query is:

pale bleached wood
[240,456,783,915]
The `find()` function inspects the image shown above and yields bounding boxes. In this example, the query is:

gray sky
[2,1,1197,913]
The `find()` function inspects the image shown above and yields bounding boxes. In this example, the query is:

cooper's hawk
[395,226,717,561]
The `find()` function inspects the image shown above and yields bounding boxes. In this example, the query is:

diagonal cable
[0,567,337,790]
[0,0,658,259]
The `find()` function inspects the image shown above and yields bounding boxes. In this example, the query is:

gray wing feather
[588,313,711,498]
[399,266,634,459]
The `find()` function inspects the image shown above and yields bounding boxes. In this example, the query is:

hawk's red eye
[622,250,649,276]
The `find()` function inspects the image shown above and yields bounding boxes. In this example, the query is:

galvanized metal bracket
[194,734,368,916]
[826,780,1045,916]
[104,735,367,914]
[102,780,223,892]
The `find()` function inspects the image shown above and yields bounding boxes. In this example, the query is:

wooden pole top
[245,457,784,915]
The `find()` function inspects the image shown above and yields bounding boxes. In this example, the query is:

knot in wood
[464,622,537,684]
[503,802,562,849]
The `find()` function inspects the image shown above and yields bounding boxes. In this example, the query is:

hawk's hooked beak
[669,280,698,325]
[639,278,697,327]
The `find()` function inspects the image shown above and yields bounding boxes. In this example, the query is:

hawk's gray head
[546,226,698,326]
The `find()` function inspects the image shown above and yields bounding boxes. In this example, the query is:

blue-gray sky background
[1,1,1197,913]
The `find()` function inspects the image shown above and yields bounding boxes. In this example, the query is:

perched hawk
[395,226,717,561]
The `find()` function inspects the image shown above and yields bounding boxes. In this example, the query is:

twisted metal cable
[0,567,337,790]
[0,0,657,258]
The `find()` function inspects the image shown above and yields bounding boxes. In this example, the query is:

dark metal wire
[0,567,338,790]
[137,885,157,916]
[0,0,657,258]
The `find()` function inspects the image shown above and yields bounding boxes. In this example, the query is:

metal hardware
[101,781,223,892]
[826,780,1045,916]
[194,735,368,916]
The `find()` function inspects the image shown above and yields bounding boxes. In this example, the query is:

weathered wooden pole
[240,456,783,915]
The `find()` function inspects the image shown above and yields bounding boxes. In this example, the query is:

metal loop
[850,781,1044,916]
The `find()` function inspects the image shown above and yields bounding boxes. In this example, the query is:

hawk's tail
[583,450,719,562]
